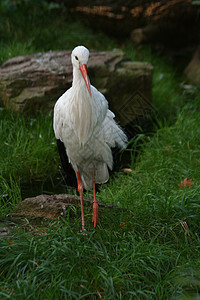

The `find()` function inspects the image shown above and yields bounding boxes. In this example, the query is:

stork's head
[71,46,91,96]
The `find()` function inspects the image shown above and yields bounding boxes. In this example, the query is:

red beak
[79,64,91,96]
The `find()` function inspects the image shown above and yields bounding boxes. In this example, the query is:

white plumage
[53,46,127,229]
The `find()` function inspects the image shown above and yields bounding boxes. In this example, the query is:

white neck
[72,66,85,89]
[69,66,95,146]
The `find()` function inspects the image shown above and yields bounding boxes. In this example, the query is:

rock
[10,194,114,220]
[0,50,153,127]
[109,60,153,127]
[184,47,200,86]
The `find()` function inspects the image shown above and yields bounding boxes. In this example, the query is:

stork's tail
[80,163,109,190]
[112,122,128,149]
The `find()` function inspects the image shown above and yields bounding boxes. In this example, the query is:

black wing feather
[56,139,77,187]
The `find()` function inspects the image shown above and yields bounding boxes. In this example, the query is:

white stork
[53,46,127,230]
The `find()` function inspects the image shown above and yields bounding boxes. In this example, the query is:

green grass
[0,110,59,215]
[104,98,200,209]
[0,97,200,299]
[1,2,200,299]
[0,1,117,64]
[0,175,21,216]
[0,110,58,182]
[0,219,191,299]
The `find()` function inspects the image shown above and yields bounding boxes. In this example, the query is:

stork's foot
[92,201,99,228]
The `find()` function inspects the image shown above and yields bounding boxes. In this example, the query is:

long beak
[79,64,91,96]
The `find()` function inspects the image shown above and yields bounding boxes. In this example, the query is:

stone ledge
[0,50,153,127]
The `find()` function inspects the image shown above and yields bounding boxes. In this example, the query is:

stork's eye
[75,56,78,61]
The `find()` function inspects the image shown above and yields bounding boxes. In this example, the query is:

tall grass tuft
[0,175,21,215]
[0,110,59,182]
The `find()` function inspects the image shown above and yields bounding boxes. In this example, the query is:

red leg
[92,170,99,228]
[76,171,85,231]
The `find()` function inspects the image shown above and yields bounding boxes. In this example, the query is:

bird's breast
[68,90,98,146]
